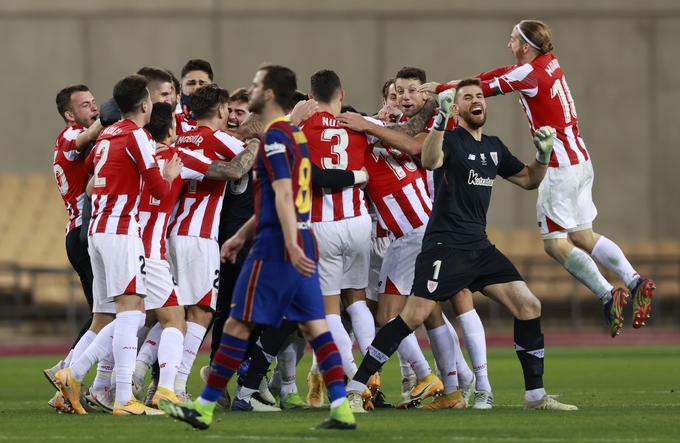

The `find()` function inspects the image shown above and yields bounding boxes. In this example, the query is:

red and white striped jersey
[398,112,457,199]
[138,144,211,260]
[175,112,197,136]
[364,142,432,239]
[301,111,369,222]
[88,119,171,237]
[473,53,589,168]
[53,124,89,233]
[168,126,244,240]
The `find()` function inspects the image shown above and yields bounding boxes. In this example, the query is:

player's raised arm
[505,126,554,190]
[204,137,259,181]
[421,90,455,170]
[336,98,435,156]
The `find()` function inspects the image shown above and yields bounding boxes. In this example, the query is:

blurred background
[0,0,678,348]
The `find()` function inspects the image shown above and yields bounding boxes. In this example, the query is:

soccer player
[159,65,356,431]
[301,69,375,395]
[167,84,247,401]
[46,84,103,411]
[176,59,214,135]
[424,20,655,337]
[137,67,175,106]
[376,78,402,123]
[346,79,577,412]
[55,74,183,415]
[130,102,260,409]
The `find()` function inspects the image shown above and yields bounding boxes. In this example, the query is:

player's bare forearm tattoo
[205,138,259,180]
[236,114,264,140]
[386,97,437,136]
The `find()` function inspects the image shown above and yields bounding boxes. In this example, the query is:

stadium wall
[1,0,679,240]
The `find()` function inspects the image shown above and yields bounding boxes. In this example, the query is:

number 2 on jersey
[93,140,111,188]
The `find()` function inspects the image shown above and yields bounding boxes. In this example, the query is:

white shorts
[167,235,219,310]
[537,161,598,240]
[312,214,371,295]
[144,258,180,311]
[366,236,391,302]
[378,225,425,296]
[88,233,146,314]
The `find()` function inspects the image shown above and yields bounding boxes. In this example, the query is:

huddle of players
[46,18,656,430]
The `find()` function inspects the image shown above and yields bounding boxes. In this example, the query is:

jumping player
[422,20,655,337]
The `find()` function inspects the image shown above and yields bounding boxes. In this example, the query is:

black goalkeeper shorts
[411,245,523,302]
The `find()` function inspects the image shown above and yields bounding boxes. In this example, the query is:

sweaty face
[248,70,267,115]
[69,91,98,127]
[455,85,487,129]
[149,81,174,105]
[383,83,399,108]
[396,77,426,117]
[227,100,250,128]
[181,70,212,96]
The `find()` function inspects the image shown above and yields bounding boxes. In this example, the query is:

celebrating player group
[48,20,655,430]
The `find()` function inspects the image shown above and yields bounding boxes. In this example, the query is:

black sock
[514,317,544,391]
[354,315,412,385]
[242,321,298,391]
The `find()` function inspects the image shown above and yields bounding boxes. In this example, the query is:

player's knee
[518,294,541,319]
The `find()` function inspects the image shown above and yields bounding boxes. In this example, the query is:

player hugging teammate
[46,18,654,431]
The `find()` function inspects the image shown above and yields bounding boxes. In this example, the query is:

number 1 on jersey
[432,259,442,280]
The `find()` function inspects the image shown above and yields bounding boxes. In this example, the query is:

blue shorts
[230,257,325,327]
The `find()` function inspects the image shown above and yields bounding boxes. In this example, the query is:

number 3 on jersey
[295,157,311,214]
[320,128,349,169]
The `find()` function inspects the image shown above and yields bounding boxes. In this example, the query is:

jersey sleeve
[476,65,514,81]
[177,148,211,181]
[214,131,245,161]
[262,128,293,182]
[129,129,170,199]
[477,63,538,98]
[60,127,85,161]
[84,147,97,175]
[496,139,526,179]
[363,116,384,145]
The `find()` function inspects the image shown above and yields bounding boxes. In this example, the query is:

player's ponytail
[517,20,554,54]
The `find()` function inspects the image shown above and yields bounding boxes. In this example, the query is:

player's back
[301,111,369,222]
[169,125,244,240]
[364,142,431,238]
[251,117,316,261]
[53,124,88,233]
[88,119,159,237]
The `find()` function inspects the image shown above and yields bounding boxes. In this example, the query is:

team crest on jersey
[480,153,487,165]
[490,152,498,165]
[427,280,438,293]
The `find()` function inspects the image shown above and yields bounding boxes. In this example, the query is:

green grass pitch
[1,346,679,442]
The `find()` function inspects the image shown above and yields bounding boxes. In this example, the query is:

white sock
[345,300,375,356]
[457,309,491,392]
[325,314,357,378]
[92,353,114,391]
[175,321,207,395]
[70,321,115,381]
[346,379,367,393]
[591,236,639,289]
[134,322,162,383]
[113,310,145,405]
[310,350,320,374]
[62,350,73,368]
[563,247,613,303]
[69,330,96,366]
[397,332,431,379]
[525,387,547,402]
[426,324,459,394]
[442,315,474,387]
[277,341,299,396]
[137,325,150,352]
[158,327,184,391]
[397,350,416,381]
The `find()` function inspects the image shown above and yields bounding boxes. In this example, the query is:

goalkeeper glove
[432,89,455,131]
[533,126,556,164]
